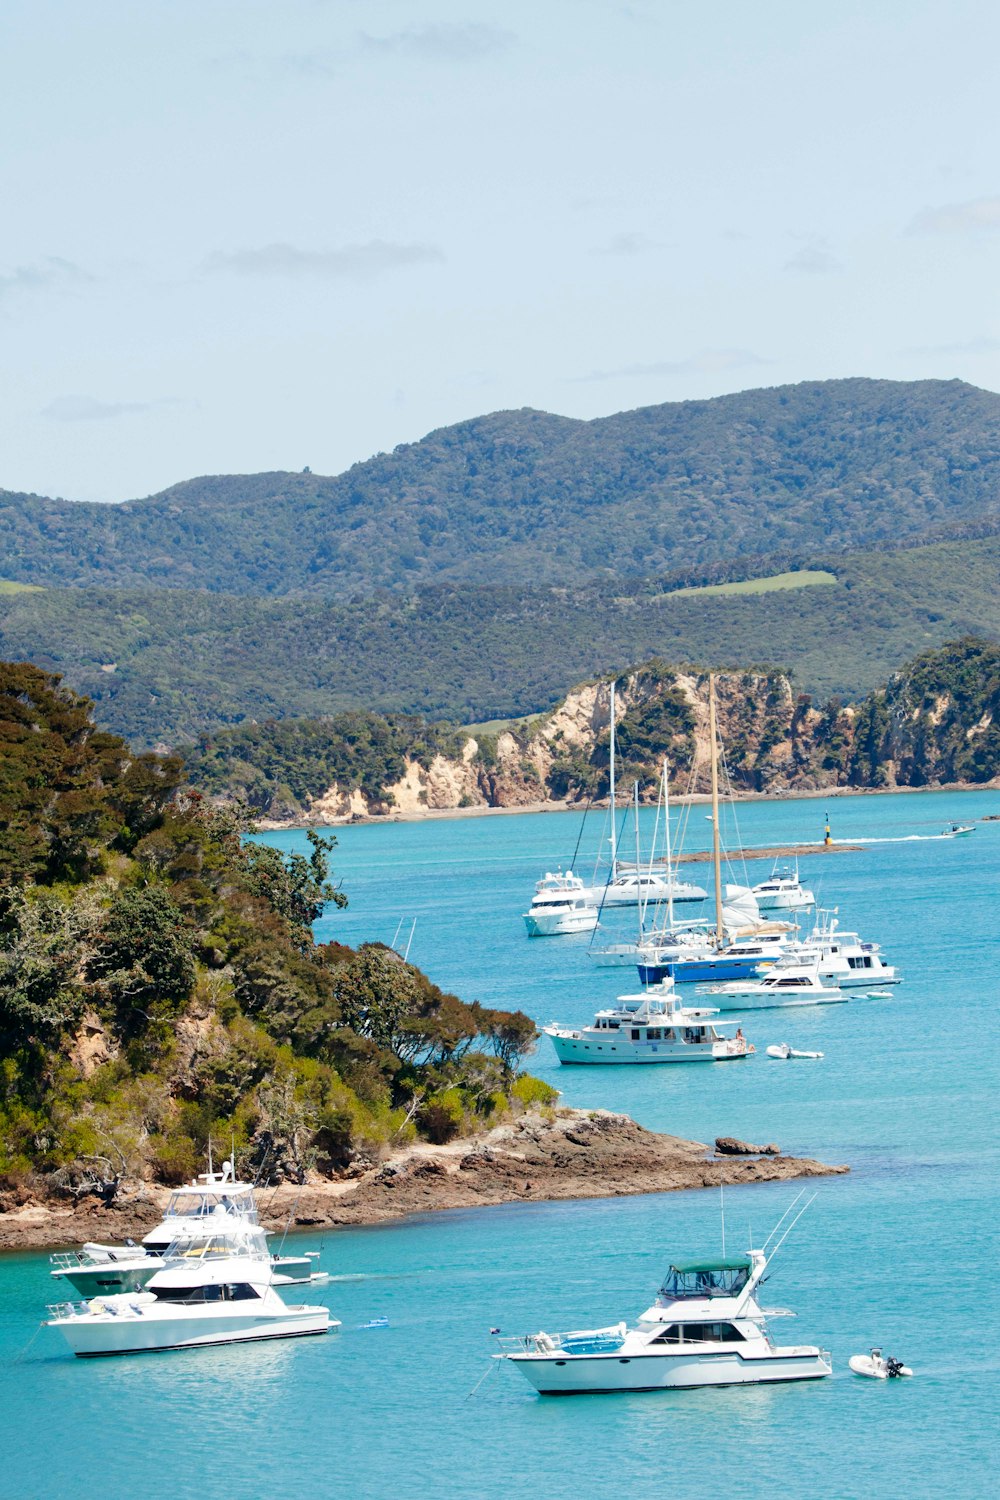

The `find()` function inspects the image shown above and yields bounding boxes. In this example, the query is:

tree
[86,886,195,1027]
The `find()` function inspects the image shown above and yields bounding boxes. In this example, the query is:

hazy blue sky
[2,0,999,501]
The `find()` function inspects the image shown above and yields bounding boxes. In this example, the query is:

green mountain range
[4,377,1000,597]
[1,377,999,747]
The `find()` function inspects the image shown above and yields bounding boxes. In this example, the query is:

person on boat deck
[735,1027,744,1040]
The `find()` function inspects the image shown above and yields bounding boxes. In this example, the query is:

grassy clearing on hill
[665,569,839,599]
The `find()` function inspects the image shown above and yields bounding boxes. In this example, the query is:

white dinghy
[849,1347,913,1379]
[766,1043,824,1060]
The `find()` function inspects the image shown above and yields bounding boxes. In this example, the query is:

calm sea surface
[3,789,998,1499]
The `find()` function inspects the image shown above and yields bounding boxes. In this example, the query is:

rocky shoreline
[0,1110,848,1252]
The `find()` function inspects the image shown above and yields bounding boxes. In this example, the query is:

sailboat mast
[709,674,724,946]
[608,680,617,879]
[663,757,675,931]
[633,780,642,936]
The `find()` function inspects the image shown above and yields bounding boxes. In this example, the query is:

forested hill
[0,664,548,1196]
[4,377,1000,596]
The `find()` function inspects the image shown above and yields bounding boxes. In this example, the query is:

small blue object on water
[360,1317,389,1329]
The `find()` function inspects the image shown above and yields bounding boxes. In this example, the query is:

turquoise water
[3,789,999,1499]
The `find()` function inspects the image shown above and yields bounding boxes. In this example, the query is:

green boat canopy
[668,1255,753,1274]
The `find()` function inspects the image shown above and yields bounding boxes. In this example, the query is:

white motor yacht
[752,862,815,913]
[50,1162,327,1296]
[544,982,752,1064]
[785,911,901,987]
[696,963,845,1010]
[497,1239,830,1393]
[585,868,708,909]
[46,1242,334,1358]
[523,871,598,937]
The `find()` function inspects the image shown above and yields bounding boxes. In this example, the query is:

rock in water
[715,1136,781,1157]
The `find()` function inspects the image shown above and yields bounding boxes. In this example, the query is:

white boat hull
[705,988,845,1010]
[849,1353,913,1379]
[506,1347,831,1393]
[546,1031,747,1064]
[593,883,707,908]
[49,1303,331,1357]
[524,909,598,937]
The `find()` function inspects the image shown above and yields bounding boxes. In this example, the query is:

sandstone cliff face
[294,666,857,822]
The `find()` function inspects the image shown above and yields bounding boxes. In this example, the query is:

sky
[2,0,1000,502]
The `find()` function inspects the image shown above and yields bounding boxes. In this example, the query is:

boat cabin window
[653,1322,744,1344]
[659,1261,751,1299]
[153,1282,263,1304]
[631,1029,641,1040]
[646,1028,661,1040]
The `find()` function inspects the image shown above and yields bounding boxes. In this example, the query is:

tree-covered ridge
[2,532,999,747]
[3,379,1000,597]
[184,640,1000,820]
[850,637,1000,787]
[0,666,546,1196]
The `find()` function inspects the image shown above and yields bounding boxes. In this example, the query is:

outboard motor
[885,1356,904,1378]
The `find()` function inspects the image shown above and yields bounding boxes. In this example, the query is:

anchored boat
[543,981,752,1064]
[497,1207,830,1394]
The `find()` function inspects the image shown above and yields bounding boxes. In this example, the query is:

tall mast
[633,780,642,936]
[663,757,675,931]
[709,673,724,946]
[608,680,617,880]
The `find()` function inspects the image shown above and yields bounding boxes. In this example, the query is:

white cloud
[571,349,770,382]
[907,195,1000,234]
[784,242,843,274]
[43,395,168,422]
[902,336,1000,357]
[203,240,445,280]
[593,232,663,256]
[358,23,515,61]
[0,256,92,301]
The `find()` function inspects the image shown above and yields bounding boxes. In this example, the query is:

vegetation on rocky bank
[0,663,550,1207]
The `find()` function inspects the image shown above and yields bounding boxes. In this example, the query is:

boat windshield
[659,1257,752,1299]
[164,1190,256,1221]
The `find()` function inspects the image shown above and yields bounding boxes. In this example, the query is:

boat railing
[496,1327,626,1356]
[49,1252,88,1270]
[46,1301,90,1320]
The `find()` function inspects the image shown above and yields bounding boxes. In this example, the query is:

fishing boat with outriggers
[496,1195,830,1394]
[543,980,752,1064]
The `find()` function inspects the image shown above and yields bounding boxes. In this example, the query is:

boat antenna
[764,1193,818,1266]
[403,917,416,963]
[760,1188,807,1252]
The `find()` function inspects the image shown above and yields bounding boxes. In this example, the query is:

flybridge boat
[523,871,598,937]
[46,1242,334,1358]
[496,1221,831,1394]
[696,963,845,1010]
[751,862,815,913]
[49,1162,327,1296]
[783,910,901,988]
[543,981,752,1064]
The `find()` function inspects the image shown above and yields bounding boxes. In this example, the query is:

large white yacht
[696,963,845,1010]
[543,982,752,1064]
[49,1163,326,1297]
[785,910,901,987]
[523,871,598,937]
[586,867,707,909]
[46,1235,334,1358]
[752,862,815,913]
[497,1238,830,1393]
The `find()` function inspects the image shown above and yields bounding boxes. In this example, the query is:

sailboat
[589,762,707,964]
[636,676,791,985]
